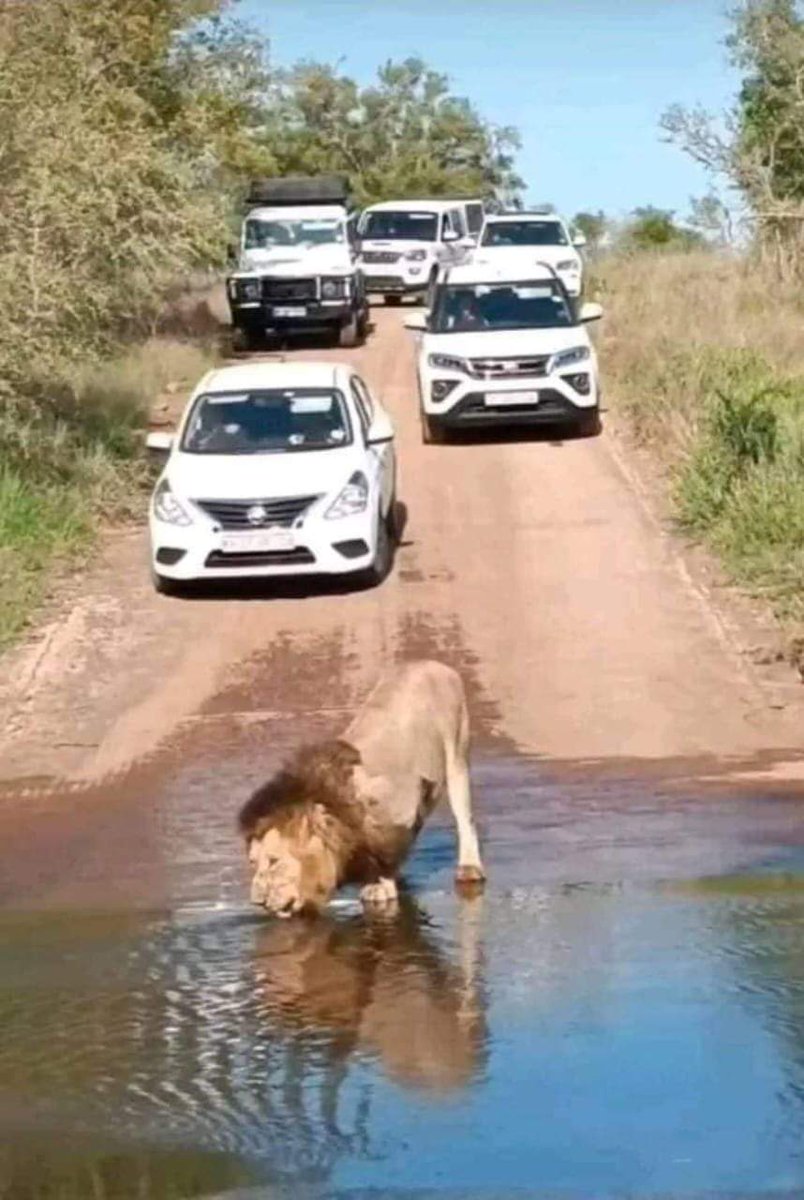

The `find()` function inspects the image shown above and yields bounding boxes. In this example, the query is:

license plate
[484,390,540,407]
[221,528,295,554]
[273,305,307,318]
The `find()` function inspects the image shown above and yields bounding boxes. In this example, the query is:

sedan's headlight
[325,471,369,519]
[557,259,580,272]
[547,345,590,373]
[428,353,470,374]
[152,478,193,527]
[321,277,348,299]
[405,249,427,262]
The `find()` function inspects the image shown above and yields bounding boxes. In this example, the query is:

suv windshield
[244,218,344,249]
[361,211,438,241]
[181,390,352,455]
[481,220,568,248]
[431,280,575,333]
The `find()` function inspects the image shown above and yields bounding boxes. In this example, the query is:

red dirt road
[1,305,802,790]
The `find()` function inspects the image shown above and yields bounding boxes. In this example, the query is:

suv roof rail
[245,175,350,208]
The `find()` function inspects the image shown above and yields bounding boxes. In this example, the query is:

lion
[238,659,485,917]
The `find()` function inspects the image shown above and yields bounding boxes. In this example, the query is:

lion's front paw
[455,863,486,893]
[360,878,398,908]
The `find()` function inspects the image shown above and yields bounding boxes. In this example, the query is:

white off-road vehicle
[358,199,476,306]
[405,260,603,443]
[226,176,369,350]
[475,209,587,297]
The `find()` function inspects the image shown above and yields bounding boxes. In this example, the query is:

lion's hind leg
[446,715,485,889]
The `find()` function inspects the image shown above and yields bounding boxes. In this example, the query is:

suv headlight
[428,353,470,374]
[405,249,427,262]
[321,277,348,299]
[557,259,580,272]
[548,346,590,373]
[153,479,193,527]
[325,471,369,519]
[236,277,261,302]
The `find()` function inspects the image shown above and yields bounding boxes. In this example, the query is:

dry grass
[0,338,217,648]
[593,250,804,621]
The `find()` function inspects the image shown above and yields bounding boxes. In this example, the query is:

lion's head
[239,740,361,918]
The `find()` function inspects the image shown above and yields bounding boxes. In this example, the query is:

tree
[621,207,704,252]
[572,210,608,250]
[262,57,523,206]
[661,1,804,265]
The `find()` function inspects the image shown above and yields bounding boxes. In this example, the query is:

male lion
[239,660,485,917]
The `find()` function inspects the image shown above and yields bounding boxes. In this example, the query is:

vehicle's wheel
[338,312,360,348]
[151,569,184,597]
[385,492,400,541]
[420,409,446,445]
[233,326,264,353]
[362,512,392,587]
[576,408,601,438]
[357,304,370,342]
[384,295,402,307]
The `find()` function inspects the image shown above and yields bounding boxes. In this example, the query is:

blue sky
[239,0,737,220]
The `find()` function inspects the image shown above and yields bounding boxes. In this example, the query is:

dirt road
[1,304,802,789]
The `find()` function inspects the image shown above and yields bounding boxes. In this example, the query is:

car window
[360,210,438,241]
[181,389,353,455]
[481,220,569,248]
[465,204,484,235]
[451,209,467,238]
[442,212,454,238]
[350,378,374,436]
[430,280,575,333]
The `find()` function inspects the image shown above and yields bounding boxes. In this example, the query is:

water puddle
[4,747,804,1196]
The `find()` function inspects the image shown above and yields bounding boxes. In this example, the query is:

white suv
[475,211,587,297]
[405,262,603,443]
[147,361,397,592]
[358,200,475,305]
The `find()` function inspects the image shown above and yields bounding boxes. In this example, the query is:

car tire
[385,492,400,541]
[233,326,264,353]
[362,511,392,587]
[420,410,446,445]
[384,295,402,307]
[151,569,185,597]
[338,312,361,349]
[576,409,601,438]
[357,305,370,342]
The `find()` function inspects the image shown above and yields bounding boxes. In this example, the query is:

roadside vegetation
[0,0,520,647]
[587,2,804,633]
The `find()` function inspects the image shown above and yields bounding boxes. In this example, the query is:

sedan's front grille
[195,495,320,530]
[205,548,315,568]
[263,278,317,301]
[362,251,401,264]
[469,355,549,379]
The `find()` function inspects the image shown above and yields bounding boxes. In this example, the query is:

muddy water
[4,643,804,1196]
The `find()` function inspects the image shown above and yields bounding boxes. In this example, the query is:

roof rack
[245,175,350,209]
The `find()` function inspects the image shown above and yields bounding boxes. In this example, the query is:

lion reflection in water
[252,894,487,1093]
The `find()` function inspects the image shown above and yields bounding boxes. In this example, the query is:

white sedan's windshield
[244,219,344,249]
[431,281,575,333]
[181,390,351,455]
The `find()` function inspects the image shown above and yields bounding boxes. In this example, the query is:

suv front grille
[263,278,318,302]
[195,495,320,530]
[362,251,401,264]
[469,355,549,379]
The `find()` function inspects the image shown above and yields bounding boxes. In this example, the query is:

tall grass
[595,251,804,620]
[0,340,216,648]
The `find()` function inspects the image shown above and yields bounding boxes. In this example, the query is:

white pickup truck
[226,176,369,349]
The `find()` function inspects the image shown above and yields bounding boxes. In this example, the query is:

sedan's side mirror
[404,312,428,332]
[366,413,395,445]
[579,301,603,322]
[572,232,588,248]
[442,229,460,243]
[146,431,175,453]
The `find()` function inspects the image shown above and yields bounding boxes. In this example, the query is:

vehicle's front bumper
[230,300,354,329]
[422,371,598,429]
[150,509,377,581]
[360,268,429,295]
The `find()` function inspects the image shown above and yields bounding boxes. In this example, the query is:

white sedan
[146,361,397,592]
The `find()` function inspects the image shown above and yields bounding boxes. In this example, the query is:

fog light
[409,267,423,277]
[431,379,458,403]
[564,372,591,395]
[156,547,186,566]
